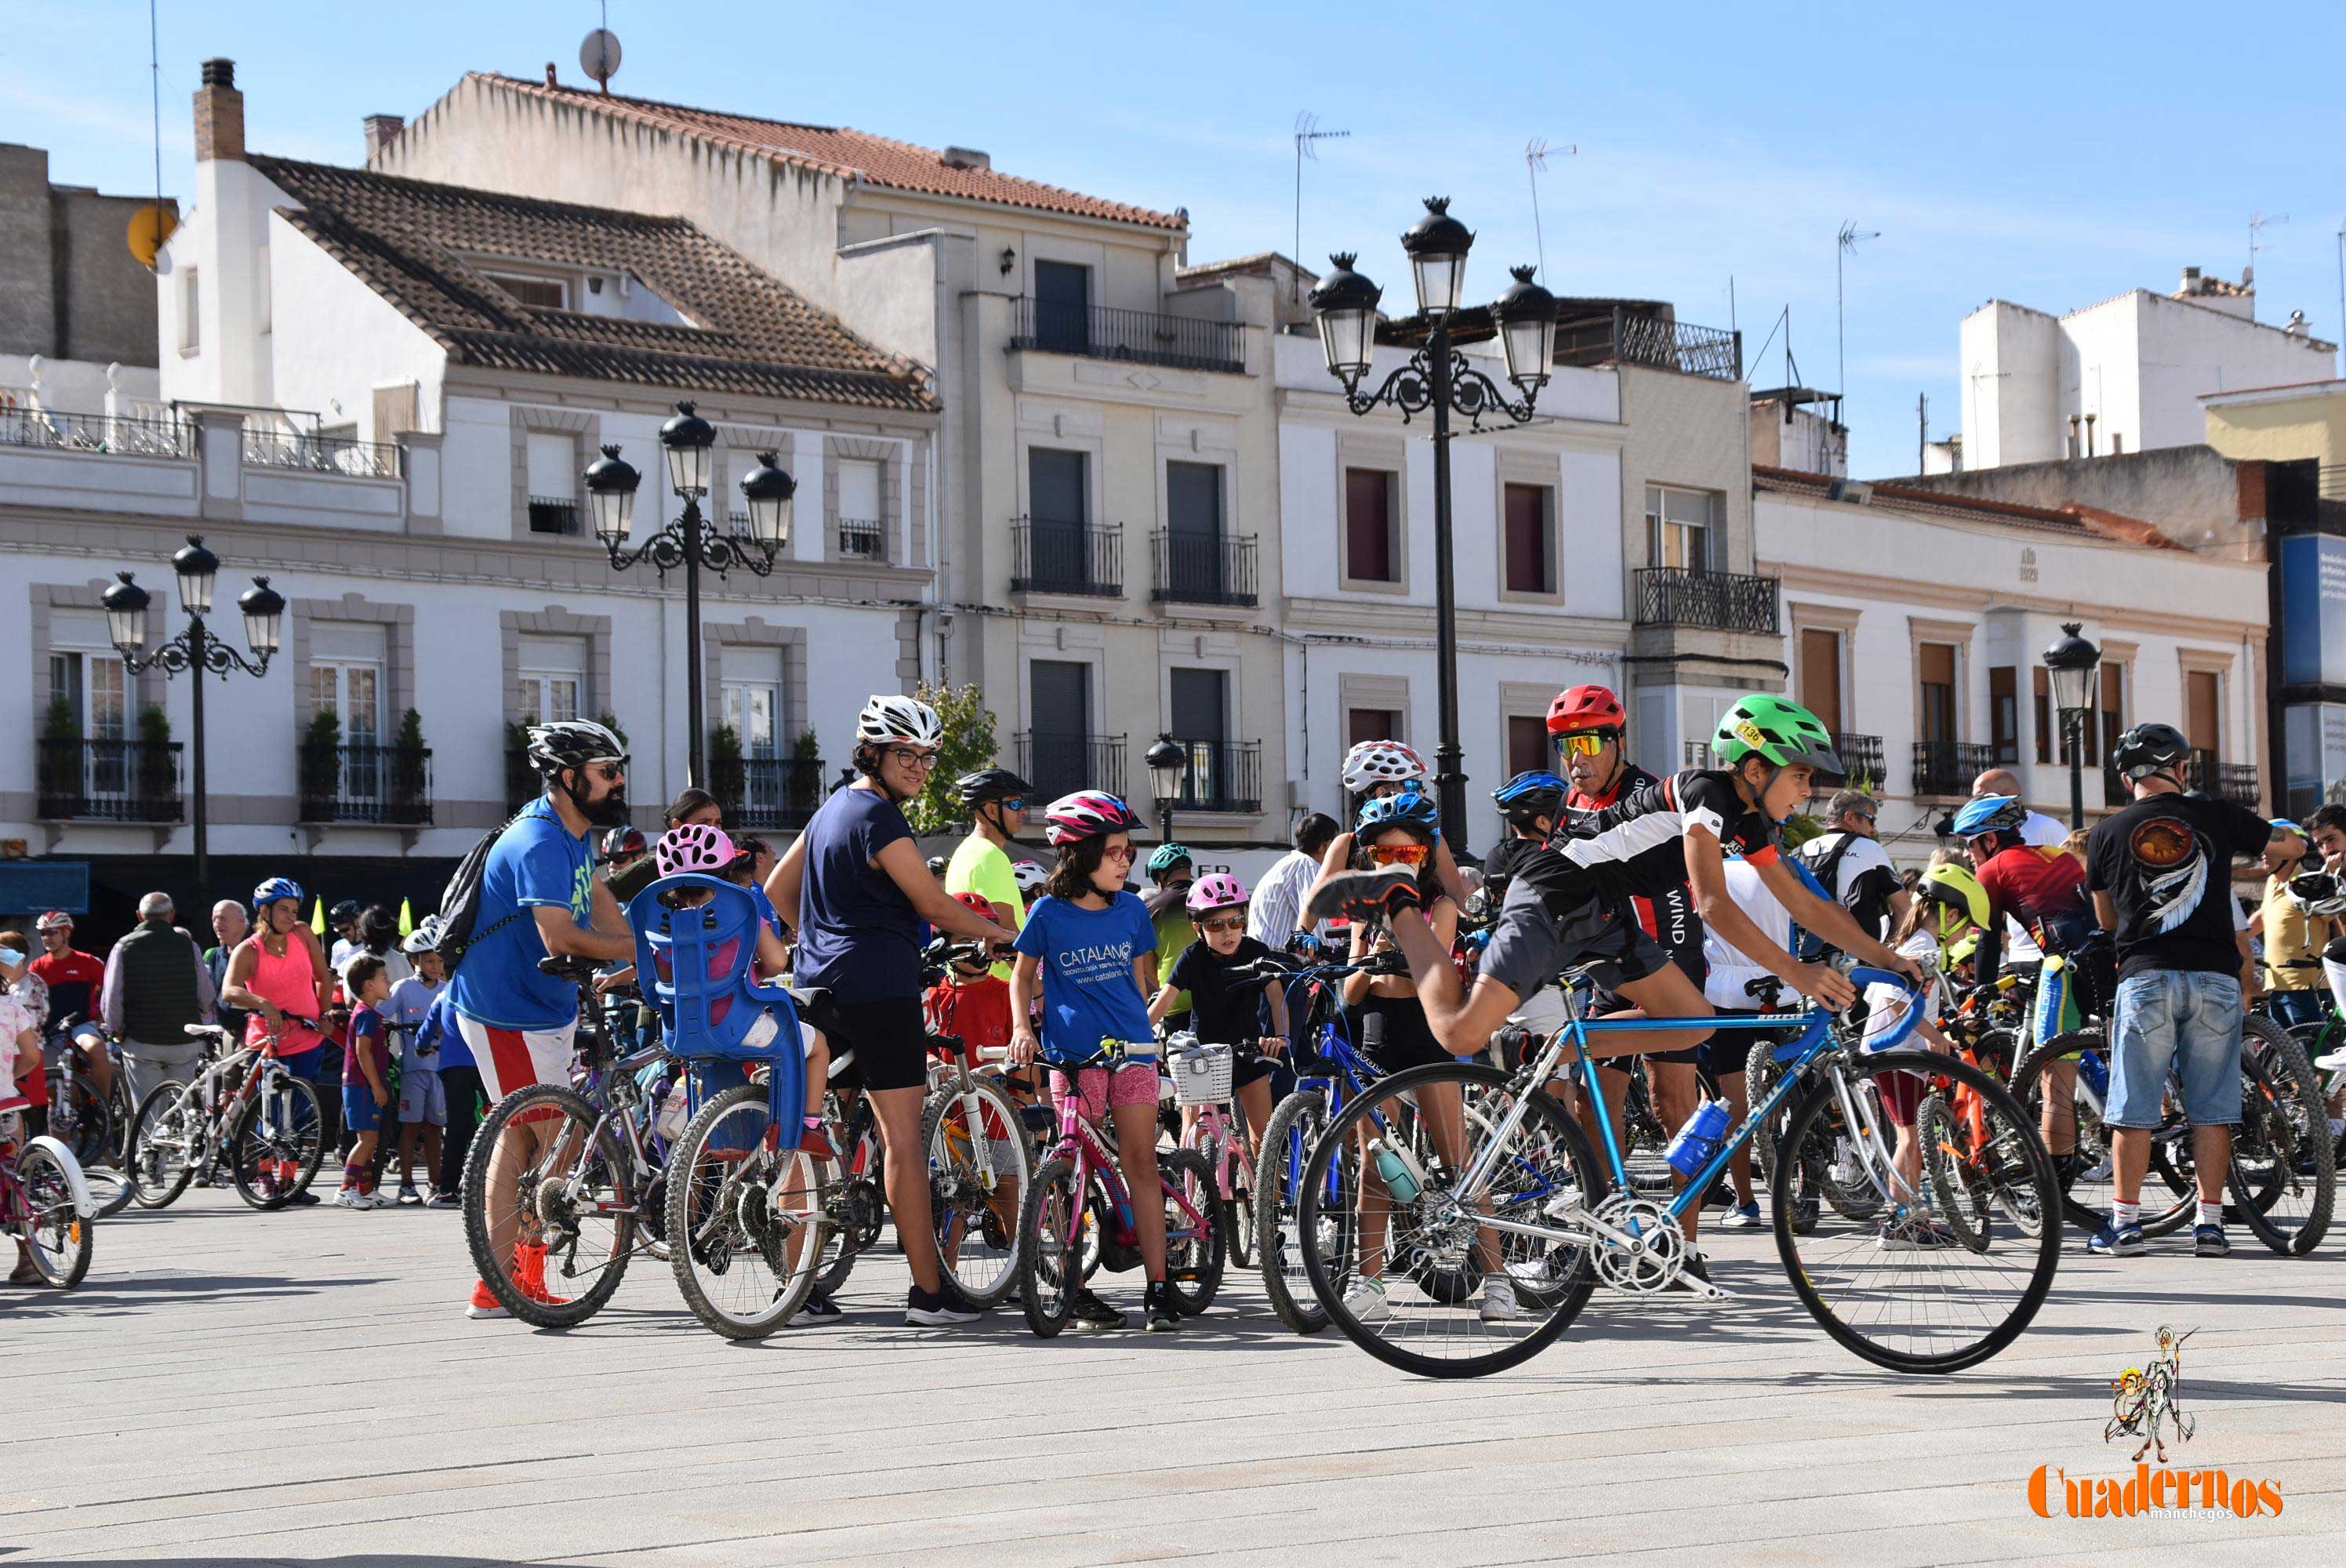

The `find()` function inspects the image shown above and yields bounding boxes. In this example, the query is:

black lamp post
[1144,733,1188,848]
[1308,200,1558,858]
[104,535,285,891]
[2043,621,2102,829]
[586,401,794,789]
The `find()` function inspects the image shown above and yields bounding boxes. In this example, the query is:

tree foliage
[899,681,998,836]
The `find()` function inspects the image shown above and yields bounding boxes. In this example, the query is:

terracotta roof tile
[251,153,935,412]
[478,73,1185,232]
[1752,465,2184,549]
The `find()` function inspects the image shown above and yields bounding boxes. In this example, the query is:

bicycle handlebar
[1842,966,1927,1053]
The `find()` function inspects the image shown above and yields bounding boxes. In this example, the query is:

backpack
[433,808,532,975]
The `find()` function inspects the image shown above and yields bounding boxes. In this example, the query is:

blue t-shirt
[416,992,467,1069]
[445,797,594,1029]
[794,785,920,999]
[1013,892,1157,1065]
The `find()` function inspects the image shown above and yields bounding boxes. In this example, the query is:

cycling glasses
[1370,843,1431,866]
[1196,914,1247,934]
[1552,729,1619,759]
[996,796,1027,813]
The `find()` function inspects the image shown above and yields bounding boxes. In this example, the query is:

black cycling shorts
[1360,996,1458,1074]
[794,992,928,1093]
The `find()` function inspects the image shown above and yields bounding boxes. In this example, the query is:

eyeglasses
[1197,914,1247,934]
[1371,843,1431,866]
[1553,730,1616,759]
[1100,844,1138,863]
[589,762,626,783]
[888,747,942,771]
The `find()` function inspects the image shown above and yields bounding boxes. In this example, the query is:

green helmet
[1711,695,1845,778]
[1146,842,1194,879]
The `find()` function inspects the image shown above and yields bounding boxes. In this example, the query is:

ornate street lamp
[2043,622,2102,829]
[1145,732,1188,848]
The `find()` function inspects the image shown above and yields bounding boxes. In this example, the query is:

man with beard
[446,720,639,1319]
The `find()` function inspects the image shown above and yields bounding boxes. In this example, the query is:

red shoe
[466,1279,508,1320]
[513,1241,571,1308]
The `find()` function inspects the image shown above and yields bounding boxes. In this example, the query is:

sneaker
[332,1187,363,1210]
[2077,1154,2115,1185]
[905,1283,982,1326]
[426,1189,460,1210]
[1790,1195,1821,1230]
[1341,1276,1392,1324]
[2086,1222,2145,1258]
[1505,1251,1570,1288]
[1302,868,1425,929]
[465,1279,509,1319]
[794,1290,843,1323]
[1479,1275,1521,1323]
[1664,1254,1730,1298]
[1718,1200,1763,1229]
[513,1242,572,1307]
[394,1184,422,1207]
[285,1189,321,1207]
[1144,1280,1179,1333]
[2193,1223,2230,1258]
[2313,1045,2346,1073]
[1071,1289,1128,1330]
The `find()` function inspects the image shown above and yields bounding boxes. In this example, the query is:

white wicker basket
[1170,1042,1234,1106]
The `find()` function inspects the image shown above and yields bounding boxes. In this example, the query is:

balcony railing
[299,742,434,825]
[1009,296,1245,374]
[0,405,187,458]
[713,754,824,831]
[242,427,402,478]
[528,495,580,535]
[1913,740,1993,798]
[1011,517,1123,597]
[837,517,886,562]
[35,738,183,822]
[1553,307,1742,382]
[1633,568,1781,633]
[2198,753,2261,810]
[1832,733,1887,790]
[1017,731,1127,804]
[1150,529,1258,608]
[1170,739,1262,816]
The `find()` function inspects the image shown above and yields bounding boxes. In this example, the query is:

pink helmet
[1186,873,1247,915]
[1044,790,1142,847]
[656,822,735,877]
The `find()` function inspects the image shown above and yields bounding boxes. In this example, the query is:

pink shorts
[1048,1061,1160,1125]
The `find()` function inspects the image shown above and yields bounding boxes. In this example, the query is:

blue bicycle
[1295,964,2064,1378]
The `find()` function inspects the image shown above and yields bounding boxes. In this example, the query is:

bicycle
[124,1024,325,1210]
[1168,1033,1267,1269]
[42,1017,134,1217]
[2,1084,95,1287]
[1296,961,2065,1378]
[917,938,1033,1308]
[1015,1040,1223,1337]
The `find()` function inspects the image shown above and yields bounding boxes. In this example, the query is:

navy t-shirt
[794,784,921,999]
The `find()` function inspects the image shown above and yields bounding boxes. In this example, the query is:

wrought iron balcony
[2199,754,2261,811]
[300,742,434,826]
[1150,529,1258,608]
[0,405,188,458]
[1553,307,1742,381]
[1009,297,1245,374]
[1836,733,1887,791]
[35,737,183,822]
[528,495,580,535]
[1633,568,1781,633]
[1017,731,1127,805]
[1169,739,1263,815]
[1011,517,1123,597]
[1913,740,1993,798]
[242,427,401,478]
[837,517,886,562]
[714,754,825,831]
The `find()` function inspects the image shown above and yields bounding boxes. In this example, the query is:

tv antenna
[2248,209,2289,281]
[1524,138,1575,285]
[1835,219,1879,408]
[1294,112,1351,303]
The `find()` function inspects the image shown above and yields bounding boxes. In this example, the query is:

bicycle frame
[1043,1057,1213,1259]
[1275,968,1391,1214]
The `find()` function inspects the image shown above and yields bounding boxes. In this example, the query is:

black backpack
[434,808,532,975]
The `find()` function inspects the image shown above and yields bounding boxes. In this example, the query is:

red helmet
[951,890,997,920]
[1547,684,1625,735]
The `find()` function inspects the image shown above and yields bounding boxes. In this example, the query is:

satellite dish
[581,28,622,89]
[127,204,178,269]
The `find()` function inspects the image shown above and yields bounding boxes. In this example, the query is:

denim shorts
[2104,971,2242,1129]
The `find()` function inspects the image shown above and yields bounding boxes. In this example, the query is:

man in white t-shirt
[1970,770,2067,964]
[1797,789,1909,944]
[1247,812,1340,951]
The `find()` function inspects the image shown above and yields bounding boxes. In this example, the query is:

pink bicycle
[1015,1042,1224,1337]
[1168,1035,1263,1269]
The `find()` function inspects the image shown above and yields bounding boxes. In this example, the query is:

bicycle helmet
[2288,871,2346,916]
[251,878,303,912]
[601,825,648,860]
[1545,684,1625,735]
[950,890,998,920]
[33,909,74,934]
[1356,787,1442,844]
[1011,859,1049,894]
[1341,739,1427,795]
[330,899,362,927]
[527,718,627,780]
[927,855,949,878]
[1917,862,1992,929]
[1710,695,1845,778]
[1044,790,1142,846]
[955,767,1030,807]
[2111,721,2191,782]
[656,822,736,878]
[401,915,445,956]
[1186,873,1248,914]
[1146,843,1195,880]
[855,693,943,748]
[1951,794,2027,841]
[1491,769,1566,823]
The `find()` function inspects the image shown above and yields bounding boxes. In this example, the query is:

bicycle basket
[1169,1042,1235,1106]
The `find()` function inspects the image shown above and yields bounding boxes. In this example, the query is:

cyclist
[328,901,365,971]
[1307,695,1923,1283]
[601,824,656,906]
[1247,812,1340,952]
[2,941,42,1282]
[220,877,336,1207]
[1484,771,1565,906]
[1797,788,1909,945]
[445,720,639,1319]
[1145,844,1199,1029]
[1311,741,1469,908]
[766,694,1016,1327]
[1148,873,1288,1165]
[2247,821,2326,1029]
[29,912,111,1113]
[2304,804,2346,1063]
[1012,859,1050,909]
[944,767,1030,982]
[1008,790,1178,1332]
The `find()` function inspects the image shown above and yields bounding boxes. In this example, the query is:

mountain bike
[2,1087,95,1287]
[1297,962,2063,1378]
[42,1017,134,1217]
[125,1024,324,1210]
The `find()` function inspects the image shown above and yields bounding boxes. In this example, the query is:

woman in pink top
[223,886,332,1058]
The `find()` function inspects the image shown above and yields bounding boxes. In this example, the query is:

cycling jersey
[1560,764,1735,984]
[1563,768,1779,904]
[28,949,103,1029]
[1974,844,2090,981]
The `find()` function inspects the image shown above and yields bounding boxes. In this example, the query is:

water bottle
[2080,1051,2109,1098]
[1367,1136,1426,1203]
[1664,1099,1733,1178]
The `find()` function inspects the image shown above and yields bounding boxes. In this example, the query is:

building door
[1171,667,1229,809]
[1165,461,1225,600]
[1799,629,1844,738]
[722,644,786,819]
[1028,660,1092,802]
[1028,448,1088,592]
[1034,260,1091,354]
[1507,715,1549,779]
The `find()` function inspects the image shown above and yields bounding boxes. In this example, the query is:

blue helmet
[252,876,305,911]
[1951,794,2026,840]
[1356,786,1441,844]
[1491,770,1566,823]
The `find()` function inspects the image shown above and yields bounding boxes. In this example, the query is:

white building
[1958,267,2334,470]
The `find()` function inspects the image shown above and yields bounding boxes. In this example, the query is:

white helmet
[1342,739,1427,795]
[855,693,943,748]
[401,915,444,956]
[2289,872,2346,917]
[1011,860,1050,894]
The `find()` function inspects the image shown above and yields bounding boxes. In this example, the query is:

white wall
[266,216,445,440]
[157,157,287,409]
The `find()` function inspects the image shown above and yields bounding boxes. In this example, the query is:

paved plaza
[6,1189,2342,1566]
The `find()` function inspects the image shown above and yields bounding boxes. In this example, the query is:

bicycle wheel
[666,1085,833,1340]
[1255,1089,1338,1334]
[11,1143,93,1288]
[125,1082,199,1210]
[228,1074,321,1210]
[1299,1062,1603,1379]
[2011,1032,2188,1236]
[53,1072,112,1171]
[1774,1050,2061,1373]
[814,1099,884,1296]
[2230,1018,2334,1256]
[1017,1156,1084,1338]
[462,1083,637,1328]
[920,1078,1030,1307]
[1157,1146,1225,1315]
[1221,1146,1257,1272]
[1917,1091,1991,1251]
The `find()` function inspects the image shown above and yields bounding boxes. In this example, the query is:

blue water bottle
[1664,1099,1733,1178]
[2080,1051,2109,1098]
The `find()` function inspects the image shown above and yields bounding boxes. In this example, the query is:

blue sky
[8,1,2341,477]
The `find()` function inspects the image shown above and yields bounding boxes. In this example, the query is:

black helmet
[601,825,648,859]
[956,767,1031,808]
[329,900,362,926]
[2112,721,2191,782]
[527,719,628,779]
[926,855,949,878]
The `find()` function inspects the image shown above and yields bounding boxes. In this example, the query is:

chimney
[363,114,404,158]
[941,147,992,171]
[2180,264,2201,292]
[194,57,243,163]
[544,62,559,88]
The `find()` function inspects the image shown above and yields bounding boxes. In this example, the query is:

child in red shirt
[925,892,1015,1060]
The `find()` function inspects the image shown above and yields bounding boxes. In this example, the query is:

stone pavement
[5,1187,2341,1566]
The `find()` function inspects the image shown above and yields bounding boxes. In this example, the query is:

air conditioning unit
[1825,478,1873,504]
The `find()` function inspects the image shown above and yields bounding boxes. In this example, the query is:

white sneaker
[332,1188,365,1210]
[2314,1047,2346,1073]
[2077,1155,2114,1185]
[1479,1275,1521,1323]
[1342,1278,1392,1324]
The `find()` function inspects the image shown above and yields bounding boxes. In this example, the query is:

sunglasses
[588,762,626,783]
[1553,730,1617,759]
[1371,843,1431,866]
[888,747,942,770]
[1197,914,1247,934]
[1099,844,1138,863]
[997,797,1027,812]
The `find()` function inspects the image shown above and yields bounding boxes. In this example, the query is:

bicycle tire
[88,1170,136,1218]
[1220,1146,1257,1272]
[2010,1030,2191,1236]
[125,1081,198,1210]
[919,1077,1031,1308]
[2231,1017,2334,1256]
[461,1083,637,1328]
[666,1085,833,1339]
[13,1143,93,1288]
[1255,1089,1335,1334]
[1774,1049,2061,1374]
[1017,1156,1084,1338]
[1299,1062,1603,1380]
[1917,1091,1990,1252]
[814,1100,884,1296]
[228,1074,322,1210]
[1157,1146,1225,1316]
